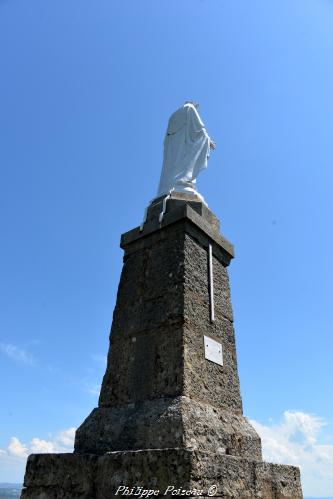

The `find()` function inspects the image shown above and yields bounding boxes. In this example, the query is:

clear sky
[0,0,332,496]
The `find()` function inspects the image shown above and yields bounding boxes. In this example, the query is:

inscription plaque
[204,335,223,366]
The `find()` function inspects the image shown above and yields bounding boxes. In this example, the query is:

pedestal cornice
[121,201,234,266]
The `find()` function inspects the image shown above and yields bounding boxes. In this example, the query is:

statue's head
[184,100,199,109]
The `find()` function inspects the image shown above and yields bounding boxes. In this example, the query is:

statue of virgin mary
[156,102,215,201]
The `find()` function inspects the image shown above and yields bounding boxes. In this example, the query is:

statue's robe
[157,103,211,198]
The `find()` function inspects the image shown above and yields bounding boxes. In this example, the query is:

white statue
[157,102,215,201]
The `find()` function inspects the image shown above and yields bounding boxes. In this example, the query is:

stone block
[21,453,97,499]
[22,449,302,499]
[75,396,262,460]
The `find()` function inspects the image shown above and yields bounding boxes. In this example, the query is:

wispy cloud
[251,411,333,497]
[0,343,35,366]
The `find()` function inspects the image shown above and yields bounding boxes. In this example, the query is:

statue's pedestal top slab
[121,193,234,265]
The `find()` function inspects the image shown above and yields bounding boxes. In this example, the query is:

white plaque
[204,335,223,366]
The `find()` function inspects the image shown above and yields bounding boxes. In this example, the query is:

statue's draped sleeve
[185,105,210,178]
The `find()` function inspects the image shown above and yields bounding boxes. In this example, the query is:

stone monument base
[22,448,302,499]
[21,195,303,499]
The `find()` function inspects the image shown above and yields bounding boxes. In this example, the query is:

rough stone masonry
[21,192,303,498]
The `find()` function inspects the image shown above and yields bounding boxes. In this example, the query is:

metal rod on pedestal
[208,243,215,322]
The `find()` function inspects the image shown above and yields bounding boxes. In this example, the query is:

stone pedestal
[21,193,303,498]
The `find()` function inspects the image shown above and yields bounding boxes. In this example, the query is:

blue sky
[0,0,332,495]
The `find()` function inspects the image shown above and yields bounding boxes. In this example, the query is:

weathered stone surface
[22,449,302,499]
[75,397,184,455]
[22,195,303,498]
[76,204,246,455]
[75,396,261,460]
[121,196,234,265]
[183,234,241,412]
[146,192,221,232]
[99,325,184,407]
[98,217,241,413]
[21,453,97,499]
[180,398,262,460]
